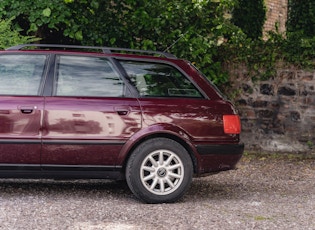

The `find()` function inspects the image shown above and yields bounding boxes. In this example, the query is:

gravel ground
[0,152,314,230]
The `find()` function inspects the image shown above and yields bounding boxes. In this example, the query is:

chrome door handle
[115,107,130,116]
[19,106,37,114]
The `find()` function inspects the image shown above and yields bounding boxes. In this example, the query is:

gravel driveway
[0,152,314,230]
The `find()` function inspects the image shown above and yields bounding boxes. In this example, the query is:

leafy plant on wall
[287,0,315,38]
[232,0,266,39]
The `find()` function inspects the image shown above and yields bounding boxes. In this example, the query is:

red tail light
[223,115,241,134]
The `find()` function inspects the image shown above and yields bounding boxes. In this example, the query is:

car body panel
[138,98,238,142]
[41,97,142,165]
[0,96,44,164]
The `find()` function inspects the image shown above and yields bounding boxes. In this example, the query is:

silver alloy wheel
[140,149,185,195]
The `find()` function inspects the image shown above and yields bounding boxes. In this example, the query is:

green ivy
[221,29,315,83]
[0,18,39,49]
[287,0,315,38]
[232,0,266,39]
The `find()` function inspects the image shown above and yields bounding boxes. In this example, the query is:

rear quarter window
[119,61,202,98]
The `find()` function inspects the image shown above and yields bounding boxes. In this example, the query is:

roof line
[6,44,177,59]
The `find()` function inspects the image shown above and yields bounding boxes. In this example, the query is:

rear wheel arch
[121,133,198,175]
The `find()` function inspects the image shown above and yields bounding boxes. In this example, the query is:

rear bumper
[195,143,244,175]
[196,143,244,155]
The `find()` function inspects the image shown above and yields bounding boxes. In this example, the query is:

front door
[0,54,47,165]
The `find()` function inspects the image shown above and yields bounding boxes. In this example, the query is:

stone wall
[227,67,315,153]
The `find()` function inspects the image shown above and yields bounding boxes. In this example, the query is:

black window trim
[109,58,141,98]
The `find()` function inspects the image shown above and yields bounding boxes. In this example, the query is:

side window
[0,54,47,96]
[55,56,124,97]
[119,61,202,98]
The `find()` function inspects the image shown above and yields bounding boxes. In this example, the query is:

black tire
[126,138,193,203]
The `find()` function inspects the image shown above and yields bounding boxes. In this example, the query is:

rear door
[41,55,141,167]
[0,54,47,165]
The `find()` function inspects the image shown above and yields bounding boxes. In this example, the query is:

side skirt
[0,164,124,180]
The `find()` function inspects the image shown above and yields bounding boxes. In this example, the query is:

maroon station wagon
[0,44,244,203]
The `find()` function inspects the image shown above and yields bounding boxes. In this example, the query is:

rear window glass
[0,54,46,96]
[120,61,202,98]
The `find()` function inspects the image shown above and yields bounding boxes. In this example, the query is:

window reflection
[0,55,46,95]
[55,56,124,97]
[120,61,202,98]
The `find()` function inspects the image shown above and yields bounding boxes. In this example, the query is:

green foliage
[0,18,39,49]
[232,0,266,39]
[225,0,315,82]
[1,0,314,87]
[286,0,315,68]
[287,0,315,38]
[222,29,315,82]
[0,1,79,43]
[0,0,241,86]
[282,32,315,67]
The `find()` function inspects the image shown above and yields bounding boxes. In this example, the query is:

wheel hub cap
[157,167,167,177]
[140,149,185,195]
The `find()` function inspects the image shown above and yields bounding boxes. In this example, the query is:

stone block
[239,108,256,119]
[273,126,285,135]
[290,111,301,122]
[260,83,274,95]
[242,83,254,95]
[240,119,256,131]
[279,70,295,80]
[258,109,274,119]
[236,99,247,106]
[278,86,296,96]
[258,120,275,134]
[297,71,314,81]
[252,100,268,108]
[299,84,315,96]
[270,101,280,108]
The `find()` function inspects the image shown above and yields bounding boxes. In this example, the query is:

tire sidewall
[126,138,193,203]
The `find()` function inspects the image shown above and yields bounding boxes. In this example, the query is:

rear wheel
[126,138,193,203]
